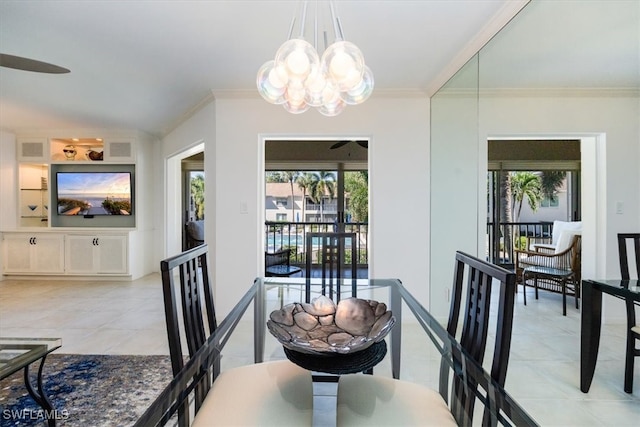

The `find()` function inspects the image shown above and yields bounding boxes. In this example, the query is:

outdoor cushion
[551,220,581,245]
[554,230,581,254]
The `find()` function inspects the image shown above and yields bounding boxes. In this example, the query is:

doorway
[182,152,204,250]
[487,139,581,268]
[263,139,369,276]
[165,142,204,258]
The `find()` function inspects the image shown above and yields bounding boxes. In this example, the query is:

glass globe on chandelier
[257,0,374,116]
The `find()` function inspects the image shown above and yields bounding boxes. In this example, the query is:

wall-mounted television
[56,172,133,216]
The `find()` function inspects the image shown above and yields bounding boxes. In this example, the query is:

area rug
[0,354,172,426]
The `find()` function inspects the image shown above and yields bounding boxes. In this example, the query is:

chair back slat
[305,232,357,302]
[443,251,517,426]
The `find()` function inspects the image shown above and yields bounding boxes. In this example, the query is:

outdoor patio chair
[527,220,581,252]
[336,251,517,426]
[185,220,205,249]
[618,233,640,393]
[515,233,581,307]
[265,248,302,277]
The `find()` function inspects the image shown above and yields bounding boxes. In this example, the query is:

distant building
[265,183,343,222]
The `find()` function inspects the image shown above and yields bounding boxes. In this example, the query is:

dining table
[580,278,640,393]
[135,277,537,426]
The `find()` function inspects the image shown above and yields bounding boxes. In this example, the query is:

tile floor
[1,274,639,426]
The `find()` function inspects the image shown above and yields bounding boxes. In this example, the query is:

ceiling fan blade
[330,141,349,150]
[0,54,70,74]
[357,141,368,149]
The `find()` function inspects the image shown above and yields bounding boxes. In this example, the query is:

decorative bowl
[267,295,395,355]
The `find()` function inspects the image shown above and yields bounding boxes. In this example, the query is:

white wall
[161,100,216,269]
[0,131,17,231]
[193,95,430,316]
[0,130,17,279]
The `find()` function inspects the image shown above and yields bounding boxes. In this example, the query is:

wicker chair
[265,248,302,277]
[185,220,205,249]
[515,233,581,309]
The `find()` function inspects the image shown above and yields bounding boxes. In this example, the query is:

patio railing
[265,221,369,267]
[266,220,554,272]
[486,221,553,268]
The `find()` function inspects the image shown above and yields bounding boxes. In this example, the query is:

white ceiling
[0,0,637,138]
[0,0,523,136]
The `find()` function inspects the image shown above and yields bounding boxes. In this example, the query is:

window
[276,213,287,221]
[276,198,288,207]
[540,195,559,208]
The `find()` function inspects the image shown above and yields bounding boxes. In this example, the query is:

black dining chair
[337,251,517,426]
[305,232,358,302]
[160,244,313,426]
[617,233,640,393]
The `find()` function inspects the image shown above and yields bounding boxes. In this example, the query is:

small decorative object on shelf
[86,150,103,161]
[40,176,47,190]
[267,295,395,355]
[63,145,77,160]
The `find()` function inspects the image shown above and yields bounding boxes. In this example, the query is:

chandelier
[256,0,374,116]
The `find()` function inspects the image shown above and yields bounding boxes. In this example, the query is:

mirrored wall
[430,0,640,318]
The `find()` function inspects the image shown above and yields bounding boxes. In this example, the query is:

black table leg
[254,280,265,363]
[24,355,56,427]
[562,278,567,316]
[580,280,602,393]
[390,284,402,379]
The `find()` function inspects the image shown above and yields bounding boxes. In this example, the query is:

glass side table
[0,337,62,426]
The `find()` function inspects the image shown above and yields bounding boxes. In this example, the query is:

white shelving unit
[3,131,153,279]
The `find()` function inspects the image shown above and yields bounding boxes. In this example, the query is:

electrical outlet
[616,201,624,214]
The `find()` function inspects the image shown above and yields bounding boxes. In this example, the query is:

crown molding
[434,87,640,98]
[211,88,429,100]
[161,91,216,137]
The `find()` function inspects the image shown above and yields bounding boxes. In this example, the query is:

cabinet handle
[29,237,36,245]
[93,238,99,246]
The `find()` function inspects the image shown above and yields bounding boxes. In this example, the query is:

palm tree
[499,171,513,261]
[296,173,316,223]
[540,171,567,204]
[510,172,542,222]
[310,171,336,221]
[190,173,205,220]
[282,171,299,222]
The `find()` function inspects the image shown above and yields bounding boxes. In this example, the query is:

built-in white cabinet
[4,130,153,280]
[65,234,128,274]
[2,233,64,274]
[2,232,129,276]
